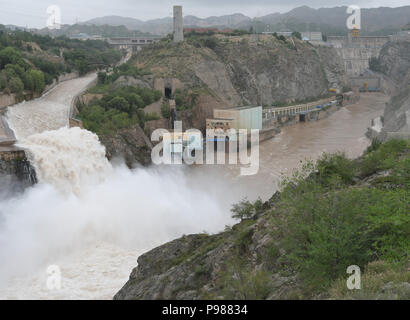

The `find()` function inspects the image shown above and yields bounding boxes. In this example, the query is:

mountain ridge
[79,5,410,35]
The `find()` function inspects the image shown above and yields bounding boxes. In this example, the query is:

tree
[8,76,24,94]
[29,69,45,94]
[0,47,22,68]
[231,198,256,221]
[292,31,302,40]
[97,71,107,84]
[140,90,154,106]
[161,102,170,118]
[108,96,130,113]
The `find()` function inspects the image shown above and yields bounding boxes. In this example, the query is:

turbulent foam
[0,165,234,299]
[18,128,111,194]
[17,127,112,194]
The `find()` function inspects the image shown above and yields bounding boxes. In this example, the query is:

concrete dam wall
[328,36,389,77]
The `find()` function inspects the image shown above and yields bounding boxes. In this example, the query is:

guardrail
[263,96,337,120]
[68,74,98,128]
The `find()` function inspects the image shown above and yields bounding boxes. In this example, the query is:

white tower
[173,5,184,43]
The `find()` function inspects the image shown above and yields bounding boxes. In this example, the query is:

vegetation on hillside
[0,27,122,98]
[92,62,151,94]
[78,85,162,135]
[38,23,156,38]
[231,139,409,298]
[117,139,409,300]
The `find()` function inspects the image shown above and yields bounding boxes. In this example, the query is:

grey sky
[1,0,409,28]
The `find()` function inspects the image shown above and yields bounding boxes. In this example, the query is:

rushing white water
[0,161,235,299]
[6,74,96,140]
[18,127,112,194]
[0,126,236,299]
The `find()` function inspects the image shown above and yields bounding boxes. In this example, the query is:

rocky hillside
[379,87,410,141]
[115,140,410,300]
[372,41,410,141]
[132,34,345,130]
[99,124,153,167]
[378,41,410,92]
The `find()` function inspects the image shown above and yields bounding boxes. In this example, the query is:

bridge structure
[262,96,338,125]
[107,37,161,52]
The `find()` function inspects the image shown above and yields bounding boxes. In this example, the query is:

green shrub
[316,152,355,186]
[221,265,273,300]
[8,76,24,93]
[161,103,171,118]
[274,161,410,293]
[231,198,256,220]
[360,139,408,177]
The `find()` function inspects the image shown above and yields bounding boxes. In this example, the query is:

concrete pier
[0,114,16,147]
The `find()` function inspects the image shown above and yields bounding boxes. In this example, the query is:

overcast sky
[1,0,409,28]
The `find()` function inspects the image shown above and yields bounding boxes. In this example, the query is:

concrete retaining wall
[69,75,98,129]
[43,72,79,94]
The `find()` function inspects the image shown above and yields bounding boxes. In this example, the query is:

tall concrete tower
[173,5,184,43]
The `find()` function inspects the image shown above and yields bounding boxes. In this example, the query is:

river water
[0,75,388,299]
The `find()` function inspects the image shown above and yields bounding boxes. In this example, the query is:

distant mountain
[254,5,410,35]
[84,16,145,29]
[81,13,251,35]
[35,24,153,38]
[74,5,410,36]
[184,13,251,27]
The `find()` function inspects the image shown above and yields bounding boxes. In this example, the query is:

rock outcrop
[114,197,300,300]
[0,149,37,189]
[133,35,346,130]
[378,41,410,92]
[99,124,153,167]
[379,88,410,140]
[368,41,410,141]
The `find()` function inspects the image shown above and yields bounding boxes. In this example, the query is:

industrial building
[107,37,160,51]
[206,106,262,131]
[301,32,322,41]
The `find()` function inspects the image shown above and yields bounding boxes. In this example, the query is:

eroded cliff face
[372,41,410,141]
[380,87,410,140]
[0,150,37,190]
[134,35,346,129]
[99,124,153,168]
[378,41,410,91]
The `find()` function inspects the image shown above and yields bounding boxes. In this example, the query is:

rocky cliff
[378,41,410,92]
[99,124,153,167]
[370,41,410,141]
[133,35,346,130]
[0,149,37,190]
